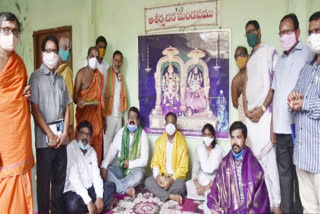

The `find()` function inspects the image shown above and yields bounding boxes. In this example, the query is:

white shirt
[153,138,175,178]
[271,41,313,133]
[101,127,149,170]
[84,59,110,97]
[111,70,122,117]
[192,144,224,185]
[64,140,104,204]
[246,44,278,109]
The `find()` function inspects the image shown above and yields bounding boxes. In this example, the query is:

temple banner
[138,30,230,138]
[144,0,219,33]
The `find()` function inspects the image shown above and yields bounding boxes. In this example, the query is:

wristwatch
[261,105,266,112]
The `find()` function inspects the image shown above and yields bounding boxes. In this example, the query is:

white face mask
[42,52,59,69]
[307,33,320,54]
[165,123,176,136]
[88,57,98,70]
[0,32,18,52]
[203,136,214,147]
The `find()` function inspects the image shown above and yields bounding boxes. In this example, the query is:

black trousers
[63,181,116,214]
[36,146,67,214]
[275,134,303,214]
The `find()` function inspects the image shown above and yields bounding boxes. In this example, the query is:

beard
[232,144,241,153]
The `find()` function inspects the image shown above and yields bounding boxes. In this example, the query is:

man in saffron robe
[0,12,34,214]
[103,50,128,159]
[74,47,105,165]
[145,112,189,204]
[204,121,270,214]
[57,36,74,140]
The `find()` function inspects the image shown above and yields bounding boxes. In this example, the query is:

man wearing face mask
[84,36,110,96]
[242,20,281,213]
[29,35,72,214]
[63,120,116,214]
[231,46,248,123]
[103,50,128,163]
[100,107,148,197]
[74,46,106,165]
[145,112,189,204]
[57,36,74,141]
[0,12,34,214]
[204,121,270,214]
[271,13,313,214]
[287,11,320,213]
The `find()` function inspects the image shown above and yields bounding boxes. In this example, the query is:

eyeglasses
[44,49,58,54]
[245,28,257,36]
[279,29,295,37]
[308,28,320,35]
[0,27,20,37]
[128,115,139,120]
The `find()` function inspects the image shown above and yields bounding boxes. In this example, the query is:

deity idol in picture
[185,66,207,115]
[161,63,181,114]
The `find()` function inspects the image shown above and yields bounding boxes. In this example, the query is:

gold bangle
[261,105,266,112]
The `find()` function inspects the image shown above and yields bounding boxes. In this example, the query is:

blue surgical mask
[232,148,245,161]
[127,124,137,132]
[59,49,70,62]
[78,140,90,151]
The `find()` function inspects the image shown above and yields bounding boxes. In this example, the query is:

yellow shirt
[151,131,189,179]
[57,63,74,126]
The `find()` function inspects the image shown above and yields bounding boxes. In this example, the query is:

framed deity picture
[138,30,230,139]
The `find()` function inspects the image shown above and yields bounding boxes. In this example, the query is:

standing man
[101,106,149,197]
[288,11,320,213]
[29,35,72,214]
[272,13,312,214]
[103,50,128,159]
[84,36,110,96]
[74,47,105,165]
[231,46,248,122]
[64,120,116,214]
[0,12,34,214]
[242,20,281,213]
[145,112,189,204]
[57,36,74,140]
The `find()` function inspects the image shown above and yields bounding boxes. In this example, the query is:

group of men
[229,12,320,214]
[1,8,320,214]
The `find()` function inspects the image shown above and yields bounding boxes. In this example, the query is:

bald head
[59,37,71,51]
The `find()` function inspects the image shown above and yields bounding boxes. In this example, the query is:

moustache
[232,145,240,150]
[129,121,135,125]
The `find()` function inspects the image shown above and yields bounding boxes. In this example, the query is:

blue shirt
[292,57,320,173]
[272,41,313,134]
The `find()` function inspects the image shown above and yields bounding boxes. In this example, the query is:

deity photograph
[138,30,230,138]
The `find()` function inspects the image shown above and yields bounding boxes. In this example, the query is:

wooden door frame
[33,26,72,71]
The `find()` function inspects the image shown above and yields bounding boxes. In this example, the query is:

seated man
[145,112,189,204]
[63,120,116,214]
[100,106,149,197]
[204,121,270,214]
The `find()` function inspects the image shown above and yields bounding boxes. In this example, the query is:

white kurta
[186,143,224,200]
[245,44,281,209]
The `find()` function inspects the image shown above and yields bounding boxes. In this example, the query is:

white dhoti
[186,173,214,201]
[103,115,122,158]
[246,111,281,209]
[245,44,280,209]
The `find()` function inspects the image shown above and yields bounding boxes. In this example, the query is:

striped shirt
[235,160,245,204]
[292,57,320,173]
